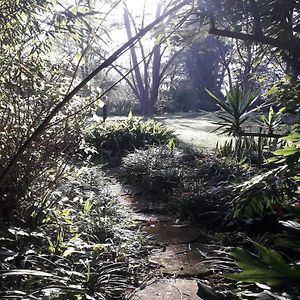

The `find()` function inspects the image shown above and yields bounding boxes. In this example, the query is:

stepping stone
[134,213,174,224]
[149,244,211,277]
[142,222,202,244]
[132,279,201,300]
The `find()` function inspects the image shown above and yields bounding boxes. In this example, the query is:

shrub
[122,146,187,198]
[216,136,282,165]
[122,145,248,224]
[86,113,174,160]
[231,132,300,220]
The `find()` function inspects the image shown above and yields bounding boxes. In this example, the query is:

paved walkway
[105,168,225,300]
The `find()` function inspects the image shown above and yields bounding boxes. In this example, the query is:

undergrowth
[122,145,252,225]
[85,113,174,161]
[0,166,149,299]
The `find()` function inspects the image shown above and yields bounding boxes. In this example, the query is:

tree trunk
[0,0,187,187]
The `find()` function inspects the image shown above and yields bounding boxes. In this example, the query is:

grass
[155,111,229,149]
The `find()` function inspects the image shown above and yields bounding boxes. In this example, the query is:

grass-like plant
[0,166,148,299]
[86,112,174,160]
[122,145,245,223]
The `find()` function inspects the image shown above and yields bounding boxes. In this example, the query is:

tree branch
[0,0,189,186]
[209,26,300,55]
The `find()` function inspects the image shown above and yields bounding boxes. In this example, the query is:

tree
[197,0,300,78]
[180,36,227,111]
[112,0,189,116]
[0,0,188,220]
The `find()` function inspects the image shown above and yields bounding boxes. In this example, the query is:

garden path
[105,168,225,300]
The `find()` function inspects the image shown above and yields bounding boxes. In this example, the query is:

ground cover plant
[122,145,253,225]
[121,131,300,298]
[0,166,149,299]
[85,113,174,160]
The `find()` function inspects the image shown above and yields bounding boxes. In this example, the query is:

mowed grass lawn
[156,111,229,150]
[102,111,229,150]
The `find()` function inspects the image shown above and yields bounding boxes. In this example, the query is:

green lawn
[155,111,229,150]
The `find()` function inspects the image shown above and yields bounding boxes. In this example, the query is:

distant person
[102,103,107,122]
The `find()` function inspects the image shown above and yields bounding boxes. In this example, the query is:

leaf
[127,111,133,121]
[272,148,298,157]
[265,84,278,96]
[155,33,163,45]
[166,35,171,52]
[196,282,239,300]
[84,192,94,215]
[281,132,300,143]
[224,242,300,286]
[279,220,300,231]
[0,269,66,280]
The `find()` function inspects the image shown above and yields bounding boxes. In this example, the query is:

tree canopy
[197,0,300,77]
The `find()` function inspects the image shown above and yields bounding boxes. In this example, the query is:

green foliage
[266,79,300,120]
[225,133,300,297]
[216,136,281,165]
[231,167,287,219]
[122,146,184,197]
[257,107,283,134]
[86,114,174,159]
[122,145,245,223]
[0,166,147,299]
[0,0,106,223]
[225,241,300,287]
[207,85,259,136]
[225,132,299,219]
[269,132,300,166]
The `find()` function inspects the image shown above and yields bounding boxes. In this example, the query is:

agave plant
[207,85,259,136]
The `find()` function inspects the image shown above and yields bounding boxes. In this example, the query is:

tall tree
[113,0,189,116]
[165,36,228,112]
[197,0,300,78]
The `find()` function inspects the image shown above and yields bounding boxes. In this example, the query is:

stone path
[105,170,223,300]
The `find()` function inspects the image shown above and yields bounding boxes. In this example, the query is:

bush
[86,113,174,160]
[122,145,248,224]
[216,136,282,165]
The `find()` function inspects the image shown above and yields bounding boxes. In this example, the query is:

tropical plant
[257,107,283,135]
[225,133,300,297]
[0,166,148,299]
[266,78,300,121]
[86,113,174,160]
[225,241,300,287]
[216,136,281,165]
[207,85,259,136]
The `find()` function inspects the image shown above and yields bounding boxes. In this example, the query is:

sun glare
[107,0,168,48]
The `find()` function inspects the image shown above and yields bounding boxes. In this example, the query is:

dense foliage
[1,0,300,298]
[86,114,174,160]
[0,166,148,299]
[122,145,252,224]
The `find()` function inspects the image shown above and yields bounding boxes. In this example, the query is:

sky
[107,0,165,47]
